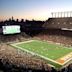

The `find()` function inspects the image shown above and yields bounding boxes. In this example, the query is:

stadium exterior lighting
[51,11,72,18]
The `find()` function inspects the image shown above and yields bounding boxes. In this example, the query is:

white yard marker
[56,52,72,65]
[11,42,63,66]
[11,40,35,45]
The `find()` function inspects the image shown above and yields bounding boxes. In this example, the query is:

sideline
[11,43,63,66]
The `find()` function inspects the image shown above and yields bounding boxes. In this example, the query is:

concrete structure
[51,11,72,18]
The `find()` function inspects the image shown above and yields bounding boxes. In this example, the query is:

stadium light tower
[61,12,62,17]
[70,11,71,17]
[51,11,72,18]
[67,11,68,17]
[58,12,59,18]
[64,12,65,17]
[55,12,56,18]
[51,12,53,18]
[69,11,70,17]
[70,11,72,17]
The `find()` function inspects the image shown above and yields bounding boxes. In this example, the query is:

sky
[0,0,72,21]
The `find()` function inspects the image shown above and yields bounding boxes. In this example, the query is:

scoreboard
[2,25,21,34]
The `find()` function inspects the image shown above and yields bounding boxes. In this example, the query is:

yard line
[11,44,63,66]
[10,40,72,68]
[12,40,35,45]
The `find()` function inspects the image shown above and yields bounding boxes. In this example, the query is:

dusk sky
[0,0,72,21]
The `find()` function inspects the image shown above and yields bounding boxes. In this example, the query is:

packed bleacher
[43,17,72,29]
[0,32,30,43]
[0,43,52,72]
[0,39,72,72]
[42,17,72,47]
[0,17,72,72]
[37,29,72,47]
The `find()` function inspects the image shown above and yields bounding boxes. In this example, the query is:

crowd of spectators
[0,43,53,72]
[37,29,72,47]
[0,17,72,72]
[0,31,71,72]
[0,32,30,43]
[43,17,72,29]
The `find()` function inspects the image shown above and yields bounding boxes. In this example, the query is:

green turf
[17,40,72,60]
[11,40,72,68]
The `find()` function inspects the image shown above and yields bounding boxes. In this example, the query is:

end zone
[10,40,72,69]
[56,52,72,65]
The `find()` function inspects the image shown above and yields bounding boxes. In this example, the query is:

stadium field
[11,40,72,68]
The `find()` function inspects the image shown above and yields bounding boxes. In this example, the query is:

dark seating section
[0,32,30,43]
[0,17,72,72]
[42,17,72,46]
[43,17,72,29]
[0,44,53,72]
[37,29,72,46]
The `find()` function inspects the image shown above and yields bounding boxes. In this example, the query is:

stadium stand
[43,17,72,29]
[0,32,30,43]
[36,29,72,47]
[41,17,72,46]
[0,43,53,72]
[0,17,72,72]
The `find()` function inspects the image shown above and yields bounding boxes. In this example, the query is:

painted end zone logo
[56,52,72,65]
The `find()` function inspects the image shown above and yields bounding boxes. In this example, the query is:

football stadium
[0,11,72,72]
[0,1,72,71]
[11,40,72,68]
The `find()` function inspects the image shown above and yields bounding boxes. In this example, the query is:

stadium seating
[0,43,53,72]
[43,17,72,29]
[0,32,30,43]
[0,17,72,72]
[36,29,72,47]
[41,17,72,47]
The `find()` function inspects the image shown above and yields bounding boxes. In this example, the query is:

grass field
[11,40,72,68]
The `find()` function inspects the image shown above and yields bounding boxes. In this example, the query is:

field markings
[10,40,72,67]
[11,41,63,66]
[11,40,35,45]
[56,52,72,65]
[46,40,72,50]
